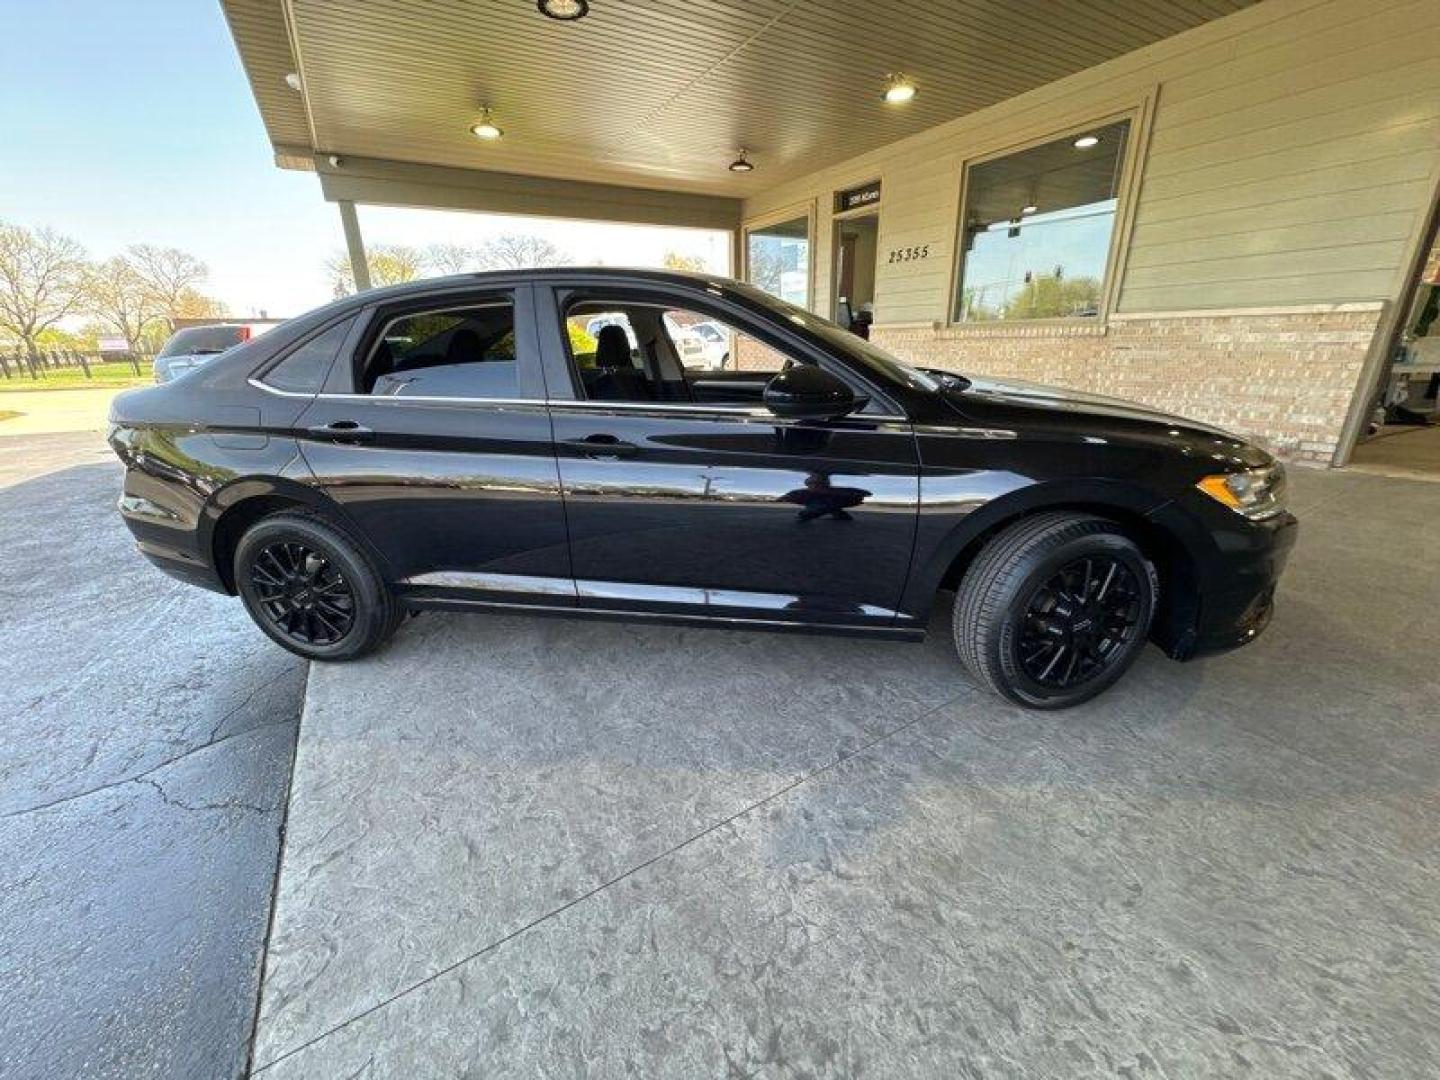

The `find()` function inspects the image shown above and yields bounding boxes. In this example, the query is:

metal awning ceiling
[223,0,1251,202]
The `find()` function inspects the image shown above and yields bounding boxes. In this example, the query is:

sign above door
[834,180,881,214]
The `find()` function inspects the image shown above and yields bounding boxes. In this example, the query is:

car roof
[347,267,735,306]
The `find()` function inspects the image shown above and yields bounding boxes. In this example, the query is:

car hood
[938,373,1271,466]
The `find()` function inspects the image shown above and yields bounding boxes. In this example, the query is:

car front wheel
[953,512,1157,709]
[234,511,402,662]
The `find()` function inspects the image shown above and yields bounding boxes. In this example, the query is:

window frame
[543,282,906,419]
[741,201,817,312]
[946,98,1153,329]
[362,302,519,398]
[312,284,548,402]
[251,313,362,397]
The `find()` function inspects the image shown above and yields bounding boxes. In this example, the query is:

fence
[0,348,154,381]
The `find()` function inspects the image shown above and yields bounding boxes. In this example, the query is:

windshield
[158,325,247,358]
[727,282,942,393]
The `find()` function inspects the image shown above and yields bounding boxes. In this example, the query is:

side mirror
[763,365,862,420]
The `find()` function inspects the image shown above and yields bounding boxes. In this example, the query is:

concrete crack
[0,712,298,820]
[139,776,276,815]
[208,676,281,742]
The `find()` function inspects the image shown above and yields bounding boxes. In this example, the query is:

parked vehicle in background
[686,320,731,368]
[108,269,1296,709]
[153,324,273,382]
[663,320,711,369]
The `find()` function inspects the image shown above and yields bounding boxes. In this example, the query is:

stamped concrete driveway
[0,432,305,1080]
[251,468,1440,1079]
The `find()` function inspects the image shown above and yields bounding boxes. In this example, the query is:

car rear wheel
[234,511,402,661]
[953,512,1157,709]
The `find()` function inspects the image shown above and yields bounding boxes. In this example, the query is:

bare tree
[747,247,785,297]
[0,220,90,359]
[325,244,426,297]
[171,287,229,320]
[424,243,478,276]
[128,245,207,314]
[86,255,165,352]
[474,234,569,271]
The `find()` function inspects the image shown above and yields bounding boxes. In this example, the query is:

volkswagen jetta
[108,269,1295,708]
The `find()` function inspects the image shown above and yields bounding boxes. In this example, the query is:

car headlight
[1196,463,1288,520]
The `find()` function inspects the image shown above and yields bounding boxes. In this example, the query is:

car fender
[898,474,1174,619]
[198,451,396,587]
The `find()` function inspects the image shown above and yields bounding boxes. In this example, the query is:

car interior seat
[444,328,483,365]
[587,324,653,402]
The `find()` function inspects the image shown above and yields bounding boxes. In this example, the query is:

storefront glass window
[954,119,1130,321]
[746,215,810,307]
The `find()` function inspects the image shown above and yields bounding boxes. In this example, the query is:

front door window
[562,298,798,406]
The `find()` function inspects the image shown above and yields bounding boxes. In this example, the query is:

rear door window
[361,303,521,398]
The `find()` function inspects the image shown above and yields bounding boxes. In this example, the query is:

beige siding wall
[744,0,1440,320]
[740,0,1440,460]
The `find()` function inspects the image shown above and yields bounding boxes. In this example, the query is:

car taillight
[238,326,252,343]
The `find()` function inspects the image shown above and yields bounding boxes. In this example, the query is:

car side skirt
[397,591,927,642]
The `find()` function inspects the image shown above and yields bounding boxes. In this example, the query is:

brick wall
[872,307,1384,464]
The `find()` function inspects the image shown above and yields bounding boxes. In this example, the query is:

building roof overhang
[222,0,1252,226]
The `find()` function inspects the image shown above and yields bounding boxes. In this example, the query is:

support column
[337,199,371,292]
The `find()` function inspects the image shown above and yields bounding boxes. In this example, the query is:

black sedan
[108,269,1296,708]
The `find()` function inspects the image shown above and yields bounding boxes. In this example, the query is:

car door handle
[306,420,374,443]
[562,434,638,458]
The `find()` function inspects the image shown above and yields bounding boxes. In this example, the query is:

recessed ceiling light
[537,0,589,19]
[284,72,301,91]
[470,107,503,140]
[882,74,917,104]
[1021,204,1038,215]
[728,149,754,173]
[1073,134,1100,149]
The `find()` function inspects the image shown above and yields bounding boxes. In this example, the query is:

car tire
[234,510,403,662]
[953,512,1157,709]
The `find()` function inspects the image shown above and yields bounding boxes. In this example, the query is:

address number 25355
[887,245,931,264]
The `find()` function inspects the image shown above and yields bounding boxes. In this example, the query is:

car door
[292,283,574,606]
[536,282,920,629]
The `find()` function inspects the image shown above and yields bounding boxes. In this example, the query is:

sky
[0,1,728,320]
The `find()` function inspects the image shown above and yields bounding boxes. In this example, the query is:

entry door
[294,285,574,604]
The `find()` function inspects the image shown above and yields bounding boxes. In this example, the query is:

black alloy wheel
[249,540,356,646]
[234,511,403,661]
[1015,555,1144,690]
[953,512,1157,709]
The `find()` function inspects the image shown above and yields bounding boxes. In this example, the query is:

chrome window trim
[247,377,908,422]
[544,399,909,423]
[248,378,547,407]
[248,377,317,399]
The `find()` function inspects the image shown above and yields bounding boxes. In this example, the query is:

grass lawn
[0,361,152,391]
